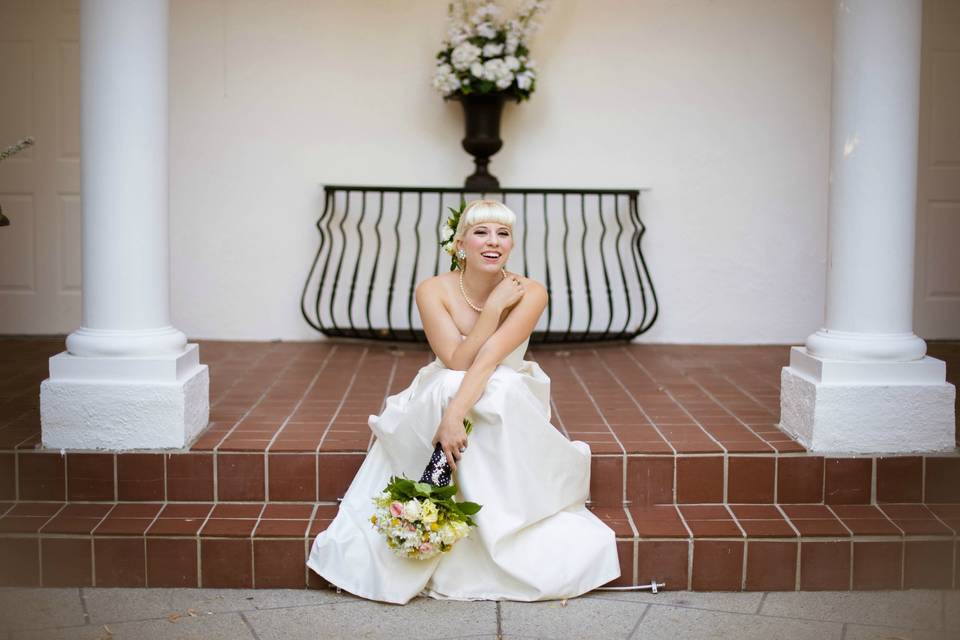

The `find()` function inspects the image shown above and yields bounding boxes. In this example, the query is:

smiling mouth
[481,252,501,261]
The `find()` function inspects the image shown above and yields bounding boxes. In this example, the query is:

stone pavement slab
[842,624,953,640]
[759,590,944,630]
[585,590,765,614]
[9,613,255,640]
[500,596,646,640]
[632,605,843,640]
[0,589,85,633]
[243,597,496,640]
[81,587,342,624]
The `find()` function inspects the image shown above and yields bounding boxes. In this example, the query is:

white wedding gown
[306,335,620,604]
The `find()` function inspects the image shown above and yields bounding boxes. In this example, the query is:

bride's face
[459,222,513,272]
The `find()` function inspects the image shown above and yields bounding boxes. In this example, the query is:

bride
[307,199,620,604]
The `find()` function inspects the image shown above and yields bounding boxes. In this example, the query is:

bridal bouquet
[371,419,482,560]
[432,0,550,102]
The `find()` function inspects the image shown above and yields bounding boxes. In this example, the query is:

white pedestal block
[40,344,209,450]
[780,347,956,454]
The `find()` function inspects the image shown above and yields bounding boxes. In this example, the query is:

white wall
[168,0,833,343]
[0,0,832,343]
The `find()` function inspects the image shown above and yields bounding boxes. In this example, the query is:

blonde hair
[453,199,516,245]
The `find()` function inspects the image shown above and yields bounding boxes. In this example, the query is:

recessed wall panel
[925,202,960,298]
[0,41,34,161]
[59,193,81,291]
[59,41,80,160]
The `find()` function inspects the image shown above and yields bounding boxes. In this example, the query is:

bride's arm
[434,281,548,470]
[416,279,501,371]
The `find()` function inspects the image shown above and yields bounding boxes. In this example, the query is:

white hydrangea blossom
[475,21,497,39]
[451,41,482,71]
[482,42,504,57]
[432,63,461,95]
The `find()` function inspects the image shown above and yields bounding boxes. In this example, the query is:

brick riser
[3,448,959,507]
[1,501,958,591]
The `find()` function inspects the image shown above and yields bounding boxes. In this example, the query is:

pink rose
[419,542,433,553]
[390,501,404,517]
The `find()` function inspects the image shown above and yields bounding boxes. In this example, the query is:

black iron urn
[450,91,516,191]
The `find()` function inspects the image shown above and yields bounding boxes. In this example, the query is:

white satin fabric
[306,336,620,604]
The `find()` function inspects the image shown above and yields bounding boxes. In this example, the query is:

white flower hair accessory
[439,200,467,271]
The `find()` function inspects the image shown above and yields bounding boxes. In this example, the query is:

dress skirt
[306,353,621,604]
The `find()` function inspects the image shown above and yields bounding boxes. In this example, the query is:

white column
[779,0,955,453]
[40,0,209,450]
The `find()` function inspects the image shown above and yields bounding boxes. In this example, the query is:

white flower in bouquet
[432,63,461,95]
[451,41,482,71]
[433,0,549,102]
[402,499,422,521]
[471,2,501,24]
[482,42,504,57]
[420,500,439,524]
[475,21,497,39]
[516,71,534,91]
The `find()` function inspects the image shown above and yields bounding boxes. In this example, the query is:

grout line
[213,343,326,453]
[78,588,90,625]
[620,348,728,455]
[624,603,651,639]
[316,347,369,454]
[755,591,768,614]
[598,348,675,453]
[262,346,340,500]
[240,611,264,640]
[921,456,927,503]
[14,450,19,501]
[563,354,627,502]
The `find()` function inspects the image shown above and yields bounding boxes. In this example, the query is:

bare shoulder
[416,272,455,295]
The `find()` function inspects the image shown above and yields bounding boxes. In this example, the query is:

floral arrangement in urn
[432,0,549,102]
[431,1,550,190]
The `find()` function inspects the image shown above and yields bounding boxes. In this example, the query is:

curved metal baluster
[542,191,552,341]
[327,189,352,335]
[385,192,402,340]
[407,192,424,340]
[344,190,367,336]
[561,193,574,342]
[579,192,593,341]
[521,193,529,278]
[613,194,633,340]
[629,193,660,337]
[598,193,615,340]
[301,189,333,332]
[316,189,341,334]
[365,191,386,338]
[434,194,444,277]
[624,192,645,339]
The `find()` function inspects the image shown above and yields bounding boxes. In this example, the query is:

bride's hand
[432,414,469,472]
[485,272,525,313]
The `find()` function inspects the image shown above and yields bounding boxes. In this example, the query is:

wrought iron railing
[301,186,658,343]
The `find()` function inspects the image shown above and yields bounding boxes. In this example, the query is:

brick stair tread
[1,499,957,591]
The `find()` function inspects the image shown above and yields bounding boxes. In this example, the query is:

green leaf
[457,501,482,515]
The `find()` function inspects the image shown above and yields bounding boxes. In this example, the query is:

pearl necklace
[459,267,507,312]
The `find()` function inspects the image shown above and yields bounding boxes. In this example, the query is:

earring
[456,248,466,259]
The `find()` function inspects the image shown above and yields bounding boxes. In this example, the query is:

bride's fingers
[443,447,456,471]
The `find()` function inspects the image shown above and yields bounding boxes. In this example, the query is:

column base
[779,347,956,454]
[40,344,209,450]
